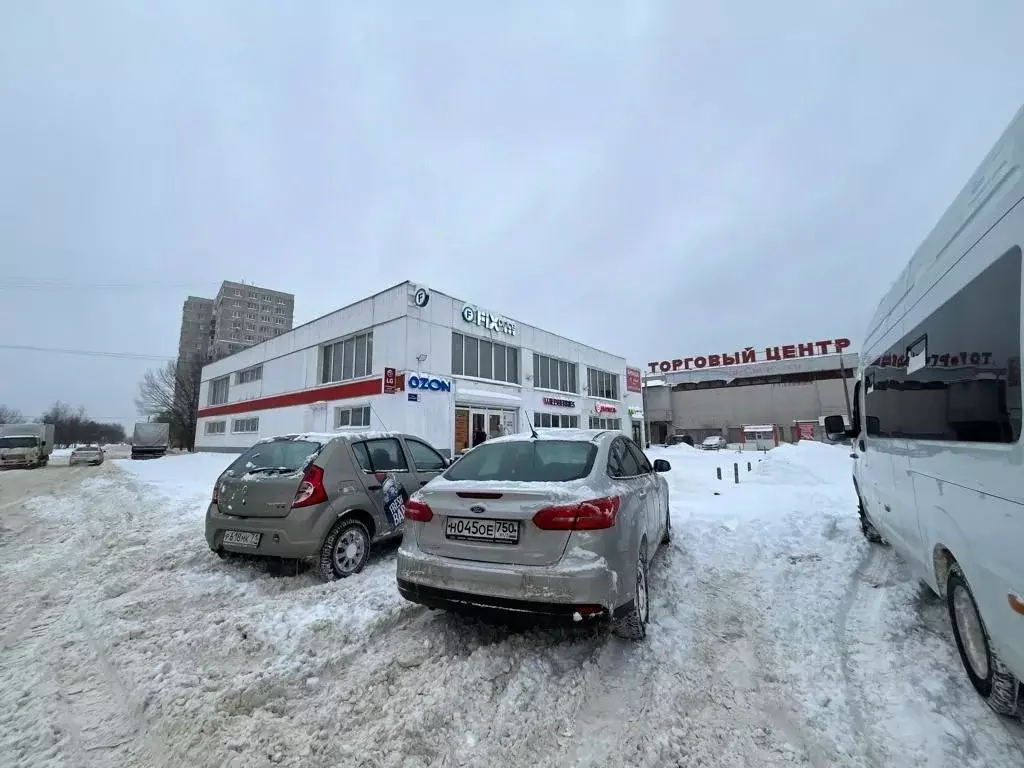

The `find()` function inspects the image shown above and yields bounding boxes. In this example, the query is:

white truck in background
[0,423,55,469]
[131,422,170,460]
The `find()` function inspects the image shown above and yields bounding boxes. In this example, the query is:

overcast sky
[2,1,1023,428]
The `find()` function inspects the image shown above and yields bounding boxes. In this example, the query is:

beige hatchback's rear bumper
[205,502,324,559]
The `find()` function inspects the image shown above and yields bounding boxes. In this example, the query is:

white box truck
[0,423,55,469]
[131,422,170,460]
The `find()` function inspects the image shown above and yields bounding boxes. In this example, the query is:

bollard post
[747,462,751,472]
[716,467,722,480]
[733,463,739,484]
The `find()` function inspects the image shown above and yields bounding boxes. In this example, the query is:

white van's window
[865,245,1021,443]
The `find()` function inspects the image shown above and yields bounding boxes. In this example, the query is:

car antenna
[525,410,539,440]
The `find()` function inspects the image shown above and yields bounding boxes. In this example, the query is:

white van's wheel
[947,563,1021,716]
[858,497,884,544]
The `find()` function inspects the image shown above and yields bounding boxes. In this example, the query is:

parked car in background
[700,435,727,451]
[69,445,105,466]
[396,429,672,640]
[0,424,55,469]
[205,431,451,580]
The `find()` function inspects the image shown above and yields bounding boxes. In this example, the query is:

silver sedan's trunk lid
[415,481,586,566]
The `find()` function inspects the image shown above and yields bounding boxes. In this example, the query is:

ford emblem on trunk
[470,504,486,514]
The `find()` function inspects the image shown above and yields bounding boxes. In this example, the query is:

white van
[826,105,1024,718]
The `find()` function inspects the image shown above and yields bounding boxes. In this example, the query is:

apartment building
[177,296,215,366]
[175,281,295,373]
[206,280,295,362]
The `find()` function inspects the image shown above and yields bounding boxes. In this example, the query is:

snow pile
[115,451,239,503]
[2,444,1022,767]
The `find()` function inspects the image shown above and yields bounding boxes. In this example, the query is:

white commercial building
[195,282,646,455]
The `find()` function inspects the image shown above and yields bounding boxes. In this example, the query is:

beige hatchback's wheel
[317,519,370,581]
[947,563,1021,716]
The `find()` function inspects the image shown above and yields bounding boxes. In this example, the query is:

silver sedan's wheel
[614,546,649,641]
[317,519,371,581]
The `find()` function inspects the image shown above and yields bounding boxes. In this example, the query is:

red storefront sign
[626,367,642,393]
[796,422,815,440]
[383,367,397,394]
[595,403,617,414]
[648,337,852,374]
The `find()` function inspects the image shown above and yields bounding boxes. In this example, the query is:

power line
[0,343,175,361]
[0,278,219,292]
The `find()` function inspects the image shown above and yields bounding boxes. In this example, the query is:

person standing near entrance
[472,427,487,447]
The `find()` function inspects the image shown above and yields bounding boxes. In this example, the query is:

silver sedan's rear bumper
[396,538,625,617]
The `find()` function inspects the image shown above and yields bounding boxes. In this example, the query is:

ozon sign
[649,337,852,373]
[461,305,517,336]
[407,375,452,392]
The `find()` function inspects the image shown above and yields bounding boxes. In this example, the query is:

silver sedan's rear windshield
[445,440,597,483]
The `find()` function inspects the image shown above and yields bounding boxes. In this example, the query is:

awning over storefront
[455,388,523,408]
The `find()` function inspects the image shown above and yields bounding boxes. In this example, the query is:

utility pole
[641,371,651,447]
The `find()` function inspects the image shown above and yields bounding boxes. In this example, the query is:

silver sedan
[69,445,105,466]
[396,429,672,640]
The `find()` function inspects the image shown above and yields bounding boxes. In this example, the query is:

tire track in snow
[0,464,164,768]
[560,637,656,767]
[836,544,895,767]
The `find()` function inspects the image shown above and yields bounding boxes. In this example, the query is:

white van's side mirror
[823,414,847,441]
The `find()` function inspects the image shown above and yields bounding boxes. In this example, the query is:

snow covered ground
[2,444,1023,767]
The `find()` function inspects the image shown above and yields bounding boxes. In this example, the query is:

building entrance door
[455,406,518,453]
[631,420,643,445]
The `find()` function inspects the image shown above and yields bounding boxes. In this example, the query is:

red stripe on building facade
[197,374,405,419]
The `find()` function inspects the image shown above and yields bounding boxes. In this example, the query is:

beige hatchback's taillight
[292,464,328,508]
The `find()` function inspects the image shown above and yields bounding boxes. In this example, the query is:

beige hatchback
[205,431,451,580]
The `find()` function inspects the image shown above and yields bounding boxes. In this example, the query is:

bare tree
[0,405,24,424]
[136,360,200,450]
[38,401,126,446]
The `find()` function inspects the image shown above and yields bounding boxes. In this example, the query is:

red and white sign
[626,367,642,393]
[648,337,852,374]
[796,422,815,440]
[383,367,397,394]
[594,403,617,414]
